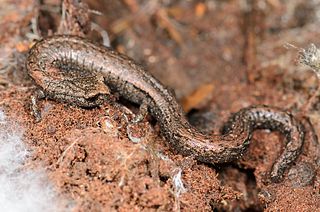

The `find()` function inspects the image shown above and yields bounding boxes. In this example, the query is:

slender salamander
[26,35,305,182]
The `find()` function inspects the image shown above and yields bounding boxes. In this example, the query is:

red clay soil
[0,0,319,211]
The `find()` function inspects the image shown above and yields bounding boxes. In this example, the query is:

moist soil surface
[0,0,319,211]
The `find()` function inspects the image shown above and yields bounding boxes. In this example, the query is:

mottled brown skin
[26,35,306,182]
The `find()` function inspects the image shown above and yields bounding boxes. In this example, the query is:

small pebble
[46,125,56,134]
[98,116,119,137]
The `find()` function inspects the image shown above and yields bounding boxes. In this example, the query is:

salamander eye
[38,60,46,71]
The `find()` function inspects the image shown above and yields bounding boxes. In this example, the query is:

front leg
[31,89,46,122]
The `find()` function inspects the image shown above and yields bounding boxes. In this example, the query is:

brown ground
[0,0,319,211]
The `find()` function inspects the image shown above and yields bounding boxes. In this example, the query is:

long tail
[158,105,305,182]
